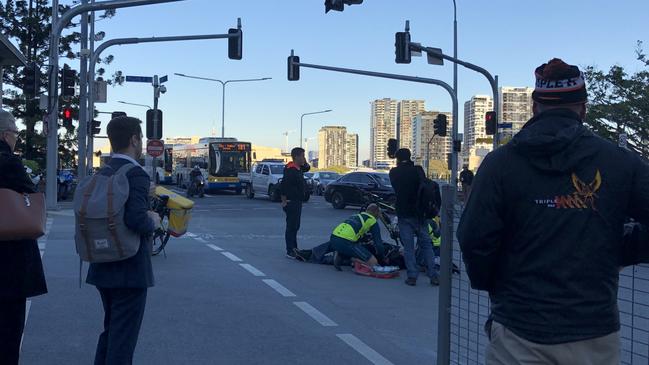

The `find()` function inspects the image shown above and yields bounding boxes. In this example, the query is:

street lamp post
[174,73,271,138]
[117,100,152,109]
[300,109,332,148]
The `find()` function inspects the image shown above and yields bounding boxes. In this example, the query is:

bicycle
[151,194,171,256]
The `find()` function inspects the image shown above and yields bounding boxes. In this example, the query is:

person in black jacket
[458,59,649,364]
[459,165,474,200]
[0,110,47,365]
[389,148,438,286]
[86,116,160,365]
[280,147,310,259]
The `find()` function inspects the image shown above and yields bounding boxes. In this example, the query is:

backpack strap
[106,174,126,258]
[78,175,99,262]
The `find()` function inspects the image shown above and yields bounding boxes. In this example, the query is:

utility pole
[77,0,89,179]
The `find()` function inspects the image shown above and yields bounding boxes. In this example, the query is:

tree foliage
[584,41,649,158]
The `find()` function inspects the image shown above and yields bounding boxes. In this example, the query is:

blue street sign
[159,75,168,84]
[125,75,153,83]
[498,123,513,129]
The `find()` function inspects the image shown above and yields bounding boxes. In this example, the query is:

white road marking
[221,252,243,262]
[262,279,296,297]
[294,302,338,327]
[206,244,223,251]
[195,237,208,243]
[186,232,197,238]
[336,334,394,365]
[239,263,266,277]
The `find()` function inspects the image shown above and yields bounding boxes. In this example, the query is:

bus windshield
[209,142,251,177]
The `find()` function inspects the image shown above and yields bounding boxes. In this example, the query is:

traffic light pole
[46,0,185,209]
[77,0,89,181]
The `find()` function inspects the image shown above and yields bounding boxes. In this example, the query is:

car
[324,171,395,209]
[311,171,341,195]
[239,160,313,202]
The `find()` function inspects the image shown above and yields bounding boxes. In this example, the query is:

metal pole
[438,184,454,365]
[78,1,89,179]
[0,67,3,108]
[86,0,95,171]
[300,114,304,148]
[493,75,499,149]
[221,81,226,138]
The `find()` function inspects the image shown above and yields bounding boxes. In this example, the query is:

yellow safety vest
[428,222,441,247]
[332,213,377,242]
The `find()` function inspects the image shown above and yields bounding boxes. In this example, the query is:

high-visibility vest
[332,212,377,242]
[428,222,441,247]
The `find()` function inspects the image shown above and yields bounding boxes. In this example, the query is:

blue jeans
[399,217,437,280]
[310,235,373,263]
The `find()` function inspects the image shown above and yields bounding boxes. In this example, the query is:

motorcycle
[57,170,75,201]
[187,174,205,198]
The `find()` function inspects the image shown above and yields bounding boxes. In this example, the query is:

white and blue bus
[172,138,251,193]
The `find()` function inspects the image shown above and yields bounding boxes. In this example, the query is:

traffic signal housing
[325,0,363,13]
[395,31,411,64]
[485,111,497,135]
[433,114,448,137]
[146,109,163,139]
[62,106,74,129]
[91,120,101,135]
[61,68,76,97]
[387,138,398,159]
[111,111,127,120]
[23,63,40,97]
[228,26,243,60]
[288,52,300,81]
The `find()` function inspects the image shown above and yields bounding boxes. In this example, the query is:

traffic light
[287,54,300,81]
[325,0,363,13]
[395,31,411,64]
[146,109,163,139]
[62,106,73,129]
[433,114,447,137]
[485,111,497,135]
[23,62,40,97]
[111,111,127,120]
[387,138,398,159]
[228,24,243,60]
[91,120,101,135]
[61,68,76,97]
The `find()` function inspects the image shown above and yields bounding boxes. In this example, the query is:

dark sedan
[311,171,341,195]
[324,171,395,209]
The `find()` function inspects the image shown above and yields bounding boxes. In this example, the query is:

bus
[99,151,173,185]
[172,138,251,193]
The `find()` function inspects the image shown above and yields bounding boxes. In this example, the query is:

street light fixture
[300,109,332,148]
[117,100,152,109]
[174,73,272,138]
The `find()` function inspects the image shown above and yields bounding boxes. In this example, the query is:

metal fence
[443,204,649,365]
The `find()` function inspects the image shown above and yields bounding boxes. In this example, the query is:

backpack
[416,168,441,220]
[73,164,141,263]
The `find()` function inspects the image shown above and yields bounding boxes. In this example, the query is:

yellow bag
[154,186,194,237]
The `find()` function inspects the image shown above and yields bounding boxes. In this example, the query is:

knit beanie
[532,58,587,105]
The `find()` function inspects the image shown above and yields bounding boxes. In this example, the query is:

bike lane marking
[239,263,266,277]
[221,252,243,262]
[293,302,338,327]
[262,279,296,297]
[336,334,395,365]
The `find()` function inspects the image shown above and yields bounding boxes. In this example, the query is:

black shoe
[286,251,297,260]
[405,277,417,286]
[430,276,440,286]
[333,252,343,271]
[294,249,312,262]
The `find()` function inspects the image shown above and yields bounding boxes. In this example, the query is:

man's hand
[147,210,162,230]
[281,199,289,208]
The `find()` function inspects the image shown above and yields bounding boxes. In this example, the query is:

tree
[584,41,649,158]
[0,0,119,169]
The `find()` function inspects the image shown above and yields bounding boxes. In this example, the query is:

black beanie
[532,58,587,105]
[395,148,411,163]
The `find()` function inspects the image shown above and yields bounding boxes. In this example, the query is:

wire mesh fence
[446,204,649,364]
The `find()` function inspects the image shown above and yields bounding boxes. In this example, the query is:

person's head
[0,110,19,152]
[107,116,143,159]
[395,148,411,164]
[194,165,200,170]
[365,203,381,219]
[463,165,469,170]
[532,58,587,120]
[291,147,306,166]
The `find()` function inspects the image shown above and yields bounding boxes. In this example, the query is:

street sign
[426,47,444,65]
[498,122,513,129]
[125,75,153,83]
[146,139,164,158]
[159,75,168,84]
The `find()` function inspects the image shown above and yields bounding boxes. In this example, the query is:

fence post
[437,184,454,364]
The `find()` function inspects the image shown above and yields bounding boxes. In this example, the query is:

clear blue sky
[81,0,649,160]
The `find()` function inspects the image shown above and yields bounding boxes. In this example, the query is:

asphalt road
[21,191,439,365]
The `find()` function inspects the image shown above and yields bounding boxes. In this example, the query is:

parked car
[324,171,395,209]
[311,171,341,195]
[239,161,286,201]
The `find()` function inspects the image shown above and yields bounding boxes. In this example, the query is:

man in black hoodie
[458,59,649,363]
[280,147,310,259]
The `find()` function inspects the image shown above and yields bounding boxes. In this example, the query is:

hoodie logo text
[535,170,601,211]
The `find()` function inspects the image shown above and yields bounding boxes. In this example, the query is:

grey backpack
[74,164,141,263]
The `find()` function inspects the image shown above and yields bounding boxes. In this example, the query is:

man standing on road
[86,116,160,364]
[389,148,438,286]
[280,147,310,259]
[459,165,474,200]
[458,58,649,364]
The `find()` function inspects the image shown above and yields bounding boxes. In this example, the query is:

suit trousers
[284,201,302,254]
[94,287,148,365]
[0,297,26,365]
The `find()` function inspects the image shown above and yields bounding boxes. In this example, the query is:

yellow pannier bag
[154,186,194,237]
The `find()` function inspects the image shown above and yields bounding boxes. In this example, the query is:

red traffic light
[485,111,497,135]
[63,108,72,120]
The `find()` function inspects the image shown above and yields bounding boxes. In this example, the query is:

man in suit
[86,116,160,365]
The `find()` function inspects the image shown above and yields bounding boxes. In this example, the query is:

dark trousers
[310,236,373,264]
[0,297,26,365]
[284,201,302,254]
[94,287,148,365]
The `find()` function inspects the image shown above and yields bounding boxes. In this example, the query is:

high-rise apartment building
[397,100,425,152]
[370,98,398,168]
[500,86,533,136]
[318,126,347,169]
[412,111,453,171]
[464,95,494,170]
[345,134,358,168]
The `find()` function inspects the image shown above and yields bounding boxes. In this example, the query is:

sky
[70,0,649,160]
